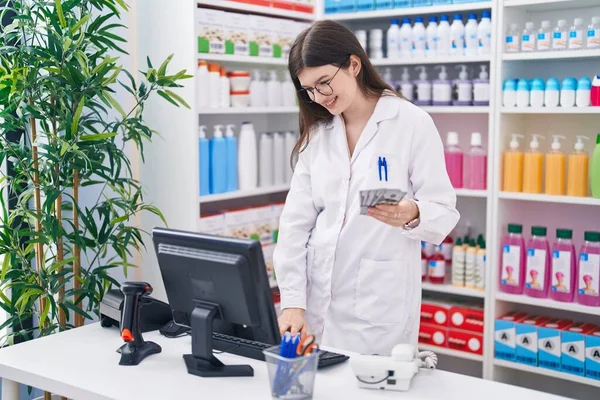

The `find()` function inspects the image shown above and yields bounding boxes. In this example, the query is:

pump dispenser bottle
[523,134,545,194]
[225,124,238,192]
[209,125,227,194]
[503,134,525,192]
[433,66,452,106]
[399,67,414,101]
[414,66,432,106]
[545,135,566,195]
[238,122,258,190]
[473,66,490,106]
[453,65,473,106]
[198,125,210,196]
[445,131,463,188]
[567,136,590,197]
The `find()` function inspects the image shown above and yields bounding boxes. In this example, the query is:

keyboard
[212,332,349,369]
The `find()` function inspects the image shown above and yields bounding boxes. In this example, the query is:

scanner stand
[118,340,162,366]
[183,300,254,378]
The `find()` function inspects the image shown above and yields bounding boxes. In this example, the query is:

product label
[452,248,466,286]
[428,259,446,278]
[475,253,486,290]
[588,29,600,48]
[537,33,550,50]
[578,253,600,297]
[441,243,452,261]
[526,248,547,291]
[521,34,536,51]
[501,245,521,286]
[465,251,476,288]
[551,250,572,293]
[505,35,519,52]
[569,30,583,49]
[552,32,567,49]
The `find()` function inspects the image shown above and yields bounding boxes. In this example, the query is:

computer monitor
[151,227,280,378]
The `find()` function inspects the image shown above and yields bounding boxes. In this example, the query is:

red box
[272,0,295,10]
[419,323,448,348]
[448,329,484,355]
[230,0,272,7]
[294,2,314,13]
[420,301,451,327]
[449,305,485,333]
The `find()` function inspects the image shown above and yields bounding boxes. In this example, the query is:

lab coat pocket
[355,258,409,324]
[366,154,408,191]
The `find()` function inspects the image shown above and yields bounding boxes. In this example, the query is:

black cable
[355,373,391,385]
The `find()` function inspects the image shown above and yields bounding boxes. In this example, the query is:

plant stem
[72,169,82,328]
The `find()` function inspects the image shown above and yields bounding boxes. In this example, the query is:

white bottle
[414,66,432,105]
[569,18,584,50]
[516,78,530,108]
[537,20,552,51]
[219,66,230,108]
[464,13,479,56]
[284,131,296,182]
[530,78,545,108]
[250,70,266,107]
[544,78,560,108]
[355,30,367,51]
[238,122,258,190]
[450,14,465,56]
[473,65,490,106]
[502,79,517,107]
[552,20,568,50]
[387,19,401,59]
[505,23,520,53]
[426,16,438,58]
[477,11,492,55]
[432,66,452,106]
[208,63,220,108]
[453,65,473,106]
[412,17,427,58]
[369,29,384,59]
[399,17,413,58]
[586,16,600,49]
[267,70,282,108]
[383,67,394,88]
[521,22,537,52]
[437,15,451,56]
[197,60,209,109]
[273,132,286,185]
[399,67,414,101]
[560,77,576,108]
[576,77,592,107]
[281,73,296,107]
[258,132,273,187]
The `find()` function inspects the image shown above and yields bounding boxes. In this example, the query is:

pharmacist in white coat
[273,20,460,356]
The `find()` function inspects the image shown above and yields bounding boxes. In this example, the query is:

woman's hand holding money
[367,198,420,228]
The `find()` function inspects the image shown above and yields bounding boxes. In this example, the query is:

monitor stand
[183,300,254,377]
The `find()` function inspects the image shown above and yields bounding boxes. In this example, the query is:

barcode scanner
[117,281,162,366]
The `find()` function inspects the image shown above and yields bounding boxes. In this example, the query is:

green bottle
[592,133,600,198]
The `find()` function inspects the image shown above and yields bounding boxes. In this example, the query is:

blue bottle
[199,125,210,196]
[225,124,238,192]
[209,125,227,194]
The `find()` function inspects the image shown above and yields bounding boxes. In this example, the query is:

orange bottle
[567,136,590,197]
[545,135,566,195]
[523,134,545,194]
[503,134,524,192]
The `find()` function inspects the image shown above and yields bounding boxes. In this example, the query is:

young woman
[273,20,460,356]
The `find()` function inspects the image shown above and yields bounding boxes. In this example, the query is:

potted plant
[0,0,190,388]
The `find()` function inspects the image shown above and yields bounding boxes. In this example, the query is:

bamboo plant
[0,0,190,345]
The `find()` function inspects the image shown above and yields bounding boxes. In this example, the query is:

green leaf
[71,14,92,34]
[103,92,126,118]
[164,89,190,109]
[156,90,178,107]
[157,54,173,77]
[80,132,118,141]
[39,297,51,329]
[71,97,85,139]
[63,301,92,320]
[0,254,10,282]
[146,56,153,69]
[54,0,67,28]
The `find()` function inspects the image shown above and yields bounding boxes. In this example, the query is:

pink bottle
[444,131,463,188]
[525,226,551,298]
[592,75,600,107]
[550,229,576,302]
[463,132,487,190]
[577,231,600,307]
[500,223,526,294]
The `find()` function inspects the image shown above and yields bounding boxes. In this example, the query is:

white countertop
[0,323,570,400]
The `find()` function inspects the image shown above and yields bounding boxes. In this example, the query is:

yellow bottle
[545,135,566,195]
[503,134,525,192]
[567,136,590,197]
[523,134,545,194]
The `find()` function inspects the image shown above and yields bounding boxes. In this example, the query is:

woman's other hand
[278,308,307,337]
[367,198,419,227]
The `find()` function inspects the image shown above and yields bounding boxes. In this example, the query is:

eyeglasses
[297,57,349,104]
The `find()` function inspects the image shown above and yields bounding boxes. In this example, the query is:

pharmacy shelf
[494,359,600,389]
[199,53,287,66]
[422,282,486,299]
[328,1,492,21]
[502,49,600,61]
[198,107,299,115]
[455,189,489,198]
[498,192,600,206]
[421,106,491,114]
[199,184,290,204]
[419,343,484,362]
[495,292,600,316]
[503,0,600,12]
[372,55,490,66]
[197,0,315,21]
[501,107,600,114]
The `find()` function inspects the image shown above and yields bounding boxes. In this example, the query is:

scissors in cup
[296,334,319,356]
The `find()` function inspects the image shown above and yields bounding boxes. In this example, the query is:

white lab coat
[273,93,460,356]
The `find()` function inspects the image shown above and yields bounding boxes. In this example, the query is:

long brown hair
[288,20,398,166]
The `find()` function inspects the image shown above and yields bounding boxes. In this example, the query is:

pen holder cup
[263,345,319,400]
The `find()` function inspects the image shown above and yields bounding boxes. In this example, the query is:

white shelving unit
[197,0,315,21]
[419,343,484,362]
[372,55,491,66]
[137,2,600,400]
[198,107,299,115]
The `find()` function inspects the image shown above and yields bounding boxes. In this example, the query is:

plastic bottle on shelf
[545,135,566,196]
[473,65,490,106]
[499,223,526,294]
[387,19,401,59]
[453,65,473,106]
[273,132,286,185]
[537,21,552,51]
[400,18,413,58]
[413,17,427,58]
[450,14,465,56]
[383,67,394,88]
[592,133,600,198]
[523,134,545,194]
[225,124,238,192]
[530,78,545,108]
[281,73,296,107]
[550,229,577,303]
[576,231,600,306]
[586,16,600,49]
[414,66,432,105]
[503,134,524,192]
[464,13,478,56]
[197,60,209,109]
[502,79,517,107]
[560,77,577,108]
[209,125,227,194]
[238,122,258,190]
[441,235,453,264]
[568,18,584,50]
[521,22,536,52]
[437,15,451,56]
[399,67,414,101]
[355,30,367,51]
[198,125,210,196]
[267,70,282,108]
[428,244,446,284]
[465,239,477,289]
[464,132,487,190]
[516,78,530,108]
[592,75,600,106]
[576,77,592,107]
[525,226,551,298]
[552,20,568,51]
[452,238,465,287]
[250,70,266,107]
[426,16,438,58]
[208,63,221,108]
[477,11,492,55]
[567,136,590,197]
[544,78,560,107]
[219,66,230,108]
[432,66,452,106]
[369,29,384,59]
[505,23,520,53]
[421,243,429,282]
[284,131,296,183]
[444,131,463,189]
[258,132,273,187]
[476,239,486,291]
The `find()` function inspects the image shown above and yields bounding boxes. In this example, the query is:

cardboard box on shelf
[272,0,295,10]
[223,11,250,56]
[449,305,484,334]
[420,301,451,327]
[197,8,225,54]
[561,323,598,377]
[538,319,573,371]
[224,208,257,241]
[275,19,295,60]
[447,329,483,356]
[293,0,314,13]
[197,213,227,235]
[585,327,600,380]
[249,15,276,58]
[515,316,550,367]
[419,323,448,348]
[494,312,528,362]
[230,0,271,6]
[252,205,275,245]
